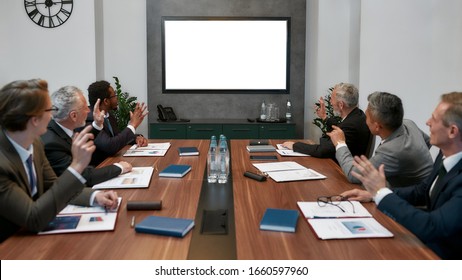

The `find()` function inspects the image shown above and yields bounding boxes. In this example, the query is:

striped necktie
[26,155,37,197]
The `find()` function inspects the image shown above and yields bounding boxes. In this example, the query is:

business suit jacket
[293,107,371,161]
[87,111,136,166]
[336,119,433,187]
[0,129,93,242]
[41,120,122,186]
[379,152,462,259]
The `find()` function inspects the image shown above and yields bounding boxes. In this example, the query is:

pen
[105,206,108,215]
[131,216,136,228]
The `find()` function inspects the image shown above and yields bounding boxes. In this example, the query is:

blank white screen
[163,19,289,91]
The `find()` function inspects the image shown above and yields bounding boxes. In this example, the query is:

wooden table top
[0,139,439,260]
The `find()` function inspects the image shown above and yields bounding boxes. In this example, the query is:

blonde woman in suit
[0,79,118,242]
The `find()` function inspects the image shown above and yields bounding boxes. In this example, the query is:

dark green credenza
[149,119,295,139]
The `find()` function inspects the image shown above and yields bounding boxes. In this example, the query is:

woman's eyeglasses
[317,195,355,213]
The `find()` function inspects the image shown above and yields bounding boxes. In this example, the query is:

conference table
[0,139,439,259]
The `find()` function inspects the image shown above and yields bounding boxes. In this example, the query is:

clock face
[24,0,74,28]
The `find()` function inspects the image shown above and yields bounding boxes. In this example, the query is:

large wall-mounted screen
[162,17,291,94]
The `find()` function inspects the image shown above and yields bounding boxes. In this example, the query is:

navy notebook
[260,208,299,233]
[135,215,195,237]
[178,147,199,156]
[159,164,191,178]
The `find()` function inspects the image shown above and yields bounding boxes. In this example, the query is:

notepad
[178,146,199,156]
[260,208,299,233]
[135,215,195,237]
[159,164,191,178]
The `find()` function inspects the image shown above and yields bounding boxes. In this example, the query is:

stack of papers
[92,167,154,189]
[123,142,171,157]
[297,201,393,239]
[246,145,276,152]
[39,198,122,235]
[252,161,326,182]
[276,144,309,157]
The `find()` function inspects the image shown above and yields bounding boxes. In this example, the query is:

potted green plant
[312,87,342,136]
[112,76,138,131]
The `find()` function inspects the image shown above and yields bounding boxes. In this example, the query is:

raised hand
[70,125,95,174]
[92,98,105,128]
[129,102,148,128]
[315,96,327,120]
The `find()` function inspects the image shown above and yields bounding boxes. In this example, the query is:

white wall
[0,0,96,94]
[2,0,462,141]
[305,0,361,140]
[305,0,462,158]
[99,0,148,135]
[359,0,462,126]
[359,0,462,157]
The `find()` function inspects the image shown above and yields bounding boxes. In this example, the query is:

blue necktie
[104,117,114,136]
[26,155,37,197]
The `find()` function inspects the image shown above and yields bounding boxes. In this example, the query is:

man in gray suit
[41,86,132,186]
[328,91,433,187]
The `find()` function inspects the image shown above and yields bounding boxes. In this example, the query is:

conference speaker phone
[157,104,189,122]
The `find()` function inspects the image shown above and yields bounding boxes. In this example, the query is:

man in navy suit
[282,83,371,161]
[87,80,148,166]
[41,86,132,186]
[341,92,462,259]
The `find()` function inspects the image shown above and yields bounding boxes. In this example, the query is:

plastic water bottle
[260,100,267,120]
[285,99,292,123]
[218,135,229,184]
[207,135,218,183]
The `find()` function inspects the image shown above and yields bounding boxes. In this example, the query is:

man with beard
[86,80,148,166]
[282,83,371,161]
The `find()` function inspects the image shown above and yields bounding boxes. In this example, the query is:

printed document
[308,218,394,239]
[123,142,171,156]
[38,198,122,235]
[92,167,154,189]
[253,161,326,182]
[276,144,310,157]
[297,201,372,218]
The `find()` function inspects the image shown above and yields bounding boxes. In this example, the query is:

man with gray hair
[282,83,371,161]
[328,91,433,187]
[41,86,132,187]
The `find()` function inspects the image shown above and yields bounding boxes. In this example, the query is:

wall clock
[24,0,74,28]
